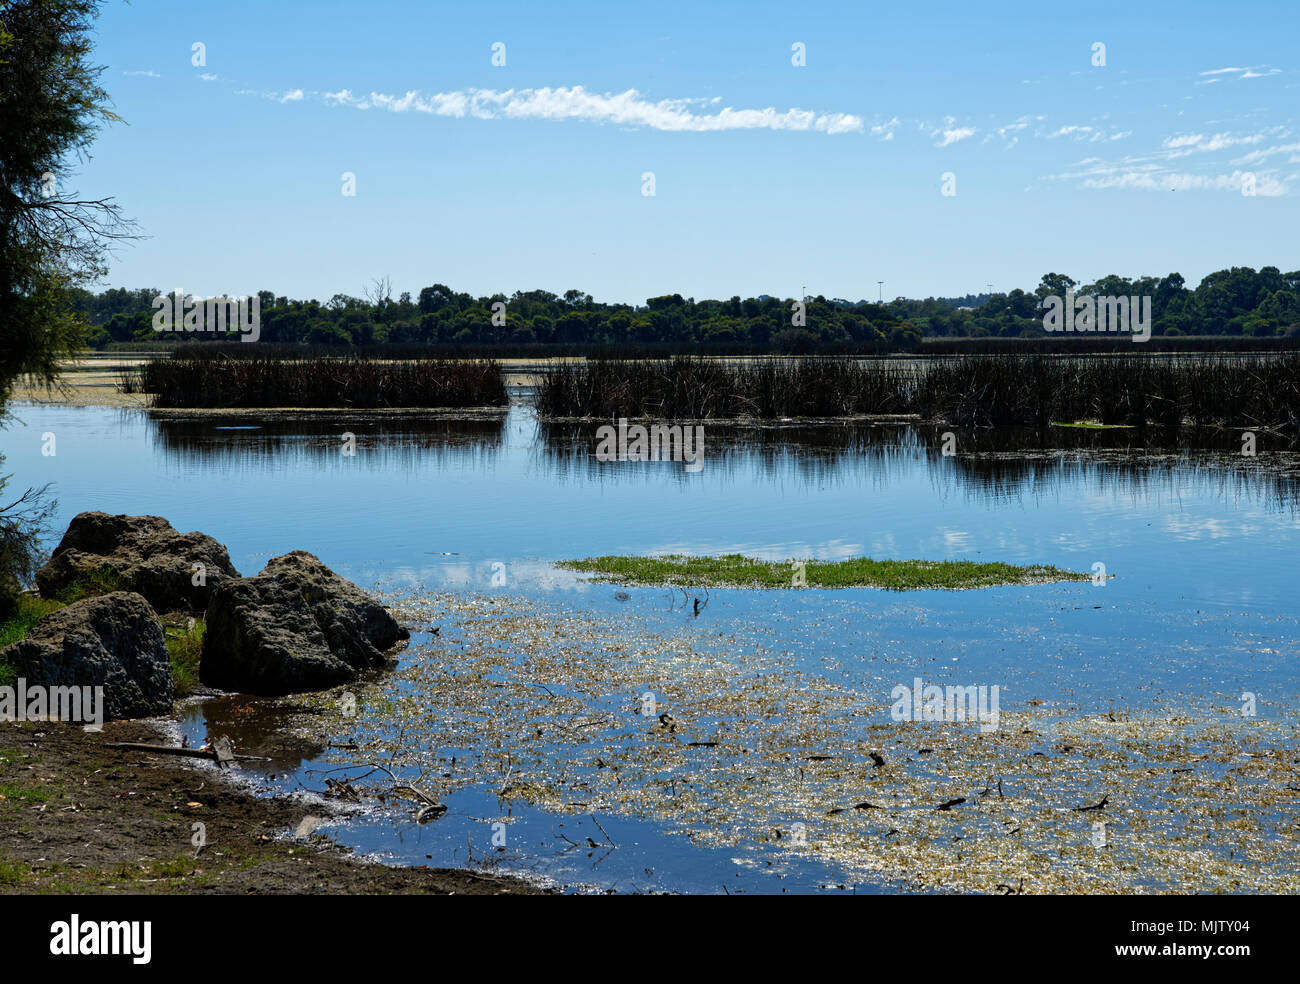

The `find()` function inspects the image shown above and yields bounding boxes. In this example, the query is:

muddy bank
[0,719,546,894]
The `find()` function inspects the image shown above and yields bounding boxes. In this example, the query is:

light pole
[877,281,884,304]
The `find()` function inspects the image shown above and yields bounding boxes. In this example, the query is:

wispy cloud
[871,116,900,141]
[1053,158,1289,196]
[1162,131,1267,152]
[1233,140,1300,165]
[991,115,1040,148]
[932,117,976,147]
[123,69,160,78]
[301,85,864,134]
[1198,65,1281,81]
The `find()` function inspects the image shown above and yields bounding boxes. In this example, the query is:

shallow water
[4,401,1298,892]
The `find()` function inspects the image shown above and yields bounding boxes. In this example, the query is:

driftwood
[104,741,269,765]
[1073,793,1110,812]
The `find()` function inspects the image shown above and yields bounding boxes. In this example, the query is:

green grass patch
[164,618,204,696]
[559,554,1089,590]
[0,595,63,652]
[0,782,54,804]
[0,857,26,886]
[1050,419,1136,430]
[54,567,126,604]
[1,596,66,686]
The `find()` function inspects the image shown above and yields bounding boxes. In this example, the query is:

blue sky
[76,0,1299,304]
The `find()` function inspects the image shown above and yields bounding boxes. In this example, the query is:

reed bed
[535,357,917,419]
[916,354,1300,430]
[128,353,507,409]
[538,354,1300,433]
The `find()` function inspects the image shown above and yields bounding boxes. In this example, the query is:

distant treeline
[70,266,1300,352]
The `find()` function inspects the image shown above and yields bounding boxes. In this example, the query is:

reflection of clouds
[870,532,898,557]
[374,560,590,593]
[931,527,973,554]
[1162,515,1254,540]
[649,539,864,561]
[992,531,1027,553]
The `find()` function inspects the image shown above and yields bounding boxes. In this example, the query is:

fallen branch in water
[104,741,269,765]
[325,762,448,823]
[1073,794,1109,812]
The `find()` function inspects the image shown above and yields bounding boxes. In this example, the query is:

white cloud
[1233,140,1300,165]
[278,88,304,103]
[1045,124,1130,144]
[199,73,218,81]
[871,116,900,141]
[315,85,863,134]
[1162,131,1266,152]
[933,118,976,147]
[1198,65,1281,81]
[1057,158,1289,196]
[123,70,160,78]
[992,115,1040,148]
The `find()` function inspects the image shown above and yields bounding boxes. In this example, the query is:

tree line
[70,266,1300,353]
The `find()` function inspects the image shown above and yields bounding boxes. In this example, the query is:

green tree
[1,0,132,406]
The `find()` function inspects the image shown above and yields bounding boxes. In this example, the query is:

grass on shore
[164,619,204,696]
[559,553,1089,590]
[0,596,63,686]
[0,593,204,695]
[0,596,63,653]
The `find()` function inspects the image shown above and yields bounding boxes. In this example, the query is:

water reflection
[147,411,506,471]
[536,419,1300,511]
[179,693,328,774]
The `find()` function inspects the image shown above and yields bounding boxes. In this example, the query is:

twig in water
[590,815,618,848]
[1073,794,1109,812]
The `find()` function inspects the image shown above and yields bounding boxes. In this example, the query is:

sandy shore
[11,354,151,409]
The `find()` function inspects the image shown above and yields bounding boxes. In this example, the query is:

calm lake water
[4,398,1298,892]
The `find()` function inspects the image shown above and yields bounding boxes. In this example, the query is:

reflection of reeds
[148,413,505,470]
[127,353,507,409]
[536,354,1300,433]
[536,418,1300,509]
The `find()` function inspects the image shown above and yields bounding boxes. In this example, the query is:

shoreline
[0,719,547,895]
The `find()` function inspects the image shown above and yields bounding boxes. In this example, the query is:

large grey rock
[200,550,409,696]
[0,591,174,719]
[36,512,240,613]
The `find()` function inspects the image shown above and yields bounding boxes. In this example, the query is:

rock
[0,591,174,719]
[36,511,239,613]
[201,550,409,696]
